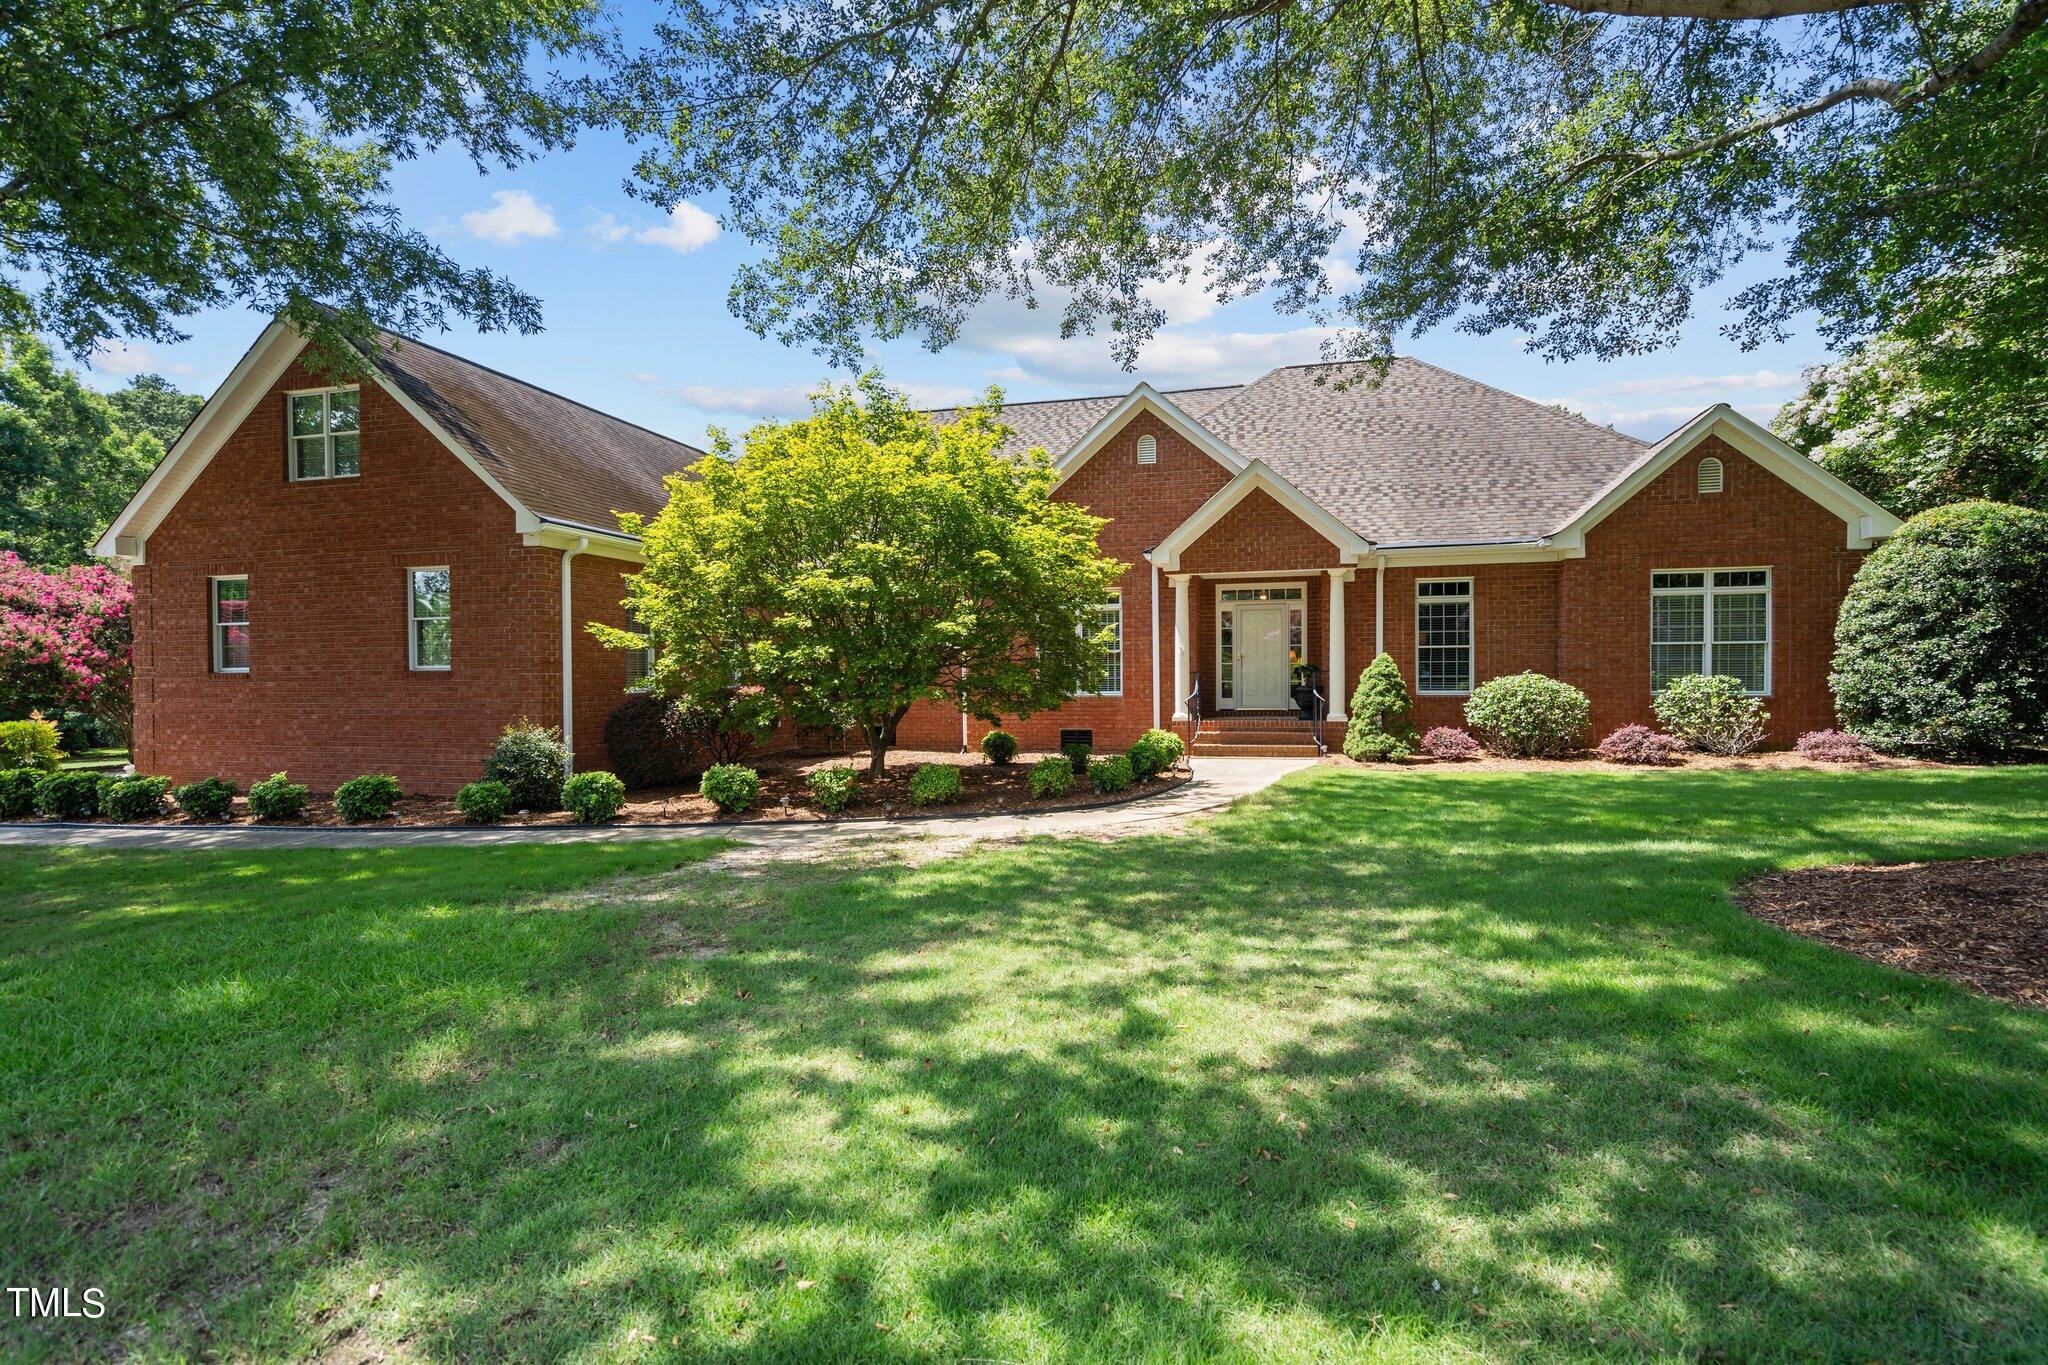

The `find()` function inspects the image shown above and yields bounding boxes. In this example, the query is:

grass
[3,766,2047,1361]
[57,746,128,772]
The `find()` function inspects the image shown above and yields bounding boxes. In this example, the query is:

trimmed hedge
[175,777,237,821]
[334,774,403,823]
[700,763,759,814]
[1,768,45,818]
[34,770,100,819]
[562,770,627,824]
[456,780,513,823]
[908,763,963,807]
[99,775,170,821]
[1088,754,1134,794]
[0,718,62,773]
[980,729,1019,765]
[808,767,858,812]
[247,772,309,821]
[1029,755,1074,799]
[483,722,568,811]
[1463,672,1590,758]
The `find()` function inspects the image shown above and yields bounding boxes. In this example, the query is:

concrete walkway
[0,757,1315,852]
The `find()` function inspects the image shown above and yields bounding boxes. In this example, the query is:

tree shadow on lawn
[5,767,2048,1360]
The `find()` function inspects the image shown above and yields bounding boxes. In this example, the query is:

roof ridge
[1394,354,1651,448]
[930,381,1245,414]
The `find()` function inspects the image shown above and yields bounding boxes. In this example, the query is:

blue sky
[71,26,1831,448]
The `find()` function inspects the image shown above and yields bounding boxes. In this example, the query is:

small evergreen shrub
[483,721,569,811]
[980,729,1019,765]
[1127,727,1185,778]
[908,763,963,806]
[0,719,62,772]
[1089,754,1135,794]
[1029,755,1074,799]
[455,779,513,823]
[1597,724,1685,766]
[1797,729,1875,763]
[1653,674,1769,756]
[0,768,43,818]
[34,771,101,819]
[1463,672,1590,758]
[334,774,403,823]
[247,772,309,820]
[175,777,237,821]
[99,775,170,821]
[1062,740,1091,774]
[1419,726,1480,760]
[603,694,695,789]
[562,771,627,823]
[1343,653,1418,760]
[807,767,858,812]
[700,763,759,814]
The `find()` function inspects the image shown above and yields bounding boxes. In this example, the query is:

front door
[1235,603,1293,709]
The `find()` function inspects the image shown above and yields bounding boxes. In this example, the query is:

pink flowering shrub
[1597,724,1686,766]
[1796,729,1874,763]
[0,552,133,728]
[1419,726,1481,760]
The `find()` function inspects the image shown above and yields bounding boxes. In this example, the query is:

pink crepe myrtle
[0,552,133,721]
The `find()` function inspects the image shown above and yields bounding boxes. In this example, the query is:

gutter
[560,536,589,771]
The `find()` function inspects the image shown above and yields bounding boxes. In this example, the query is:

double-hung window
[1078,597,1123,696]
[1415,579,1473,695]
[1651,569,1770,693]
[211,576,250,673]
[288,387,360,481]
[625,606,656,691]
[408,567,451,670]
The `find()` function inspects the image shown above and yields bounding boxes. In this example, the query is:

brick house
[96,321,1899,788]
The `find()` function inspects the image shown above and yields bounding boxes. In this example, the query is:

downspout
[560,536,589,772]
[1374,554,1386,658]
[1148,553,1161,730]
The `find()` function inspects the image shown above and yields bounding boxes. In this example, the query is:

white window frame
[210,575,249,674]
[624,606,656,692]
[1415,577,1474,697]
[407,566,452,671]
[286,385,361,482]
[1076,596,1124,697]
[1214,581,1309,710]
[1650,567,1772,696]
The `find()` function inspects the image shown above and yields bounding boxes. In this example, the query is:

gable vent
[1137,434,1158,465]
[1698,456,1724,494]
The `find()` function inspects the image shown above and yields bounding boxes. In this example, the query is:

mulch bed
[13,749,1185,828]
[1737,853,2048,1009]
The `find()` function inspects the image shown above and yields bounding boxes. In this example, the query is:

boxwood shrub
[700,763,759,814]
[334,774,403,823]
[34,770,101,819]
[99,775,170,821]
[562,770,627,824]
[1463,672,1590,758]
[483,721,568,811]
[1653,674,1769,755]
[979,729,1019,765]
[1028,755,1074,799]
[0,768,44,818]
[247,772,309,821]
[807,766,859,812]
[1127,727,1185,778]
[175,777,237,821]
[908,763,963,806]
[0,718,62,773]
[455,779,513,823]
[1089,754,1135,794]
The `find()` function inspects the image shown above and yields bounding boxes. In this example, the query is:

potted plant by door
[1289,663,1321,721]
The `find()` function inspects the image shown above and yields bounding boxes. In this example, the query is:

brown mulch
[1736,853,2048,1009]
[28,750,1183,828]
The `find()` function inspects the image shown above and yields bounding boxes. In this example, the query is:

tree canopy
[107,374,206,450]
[603,377,1125,775]
[618,0,2046,369]
[2,0,611,365]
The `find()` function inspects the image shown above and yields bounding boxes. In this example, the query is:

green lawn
[3,767,2047,1361]
[57,746,128,772]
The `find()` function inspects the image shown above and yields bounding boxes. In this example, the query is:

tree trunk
[864,721,888,778]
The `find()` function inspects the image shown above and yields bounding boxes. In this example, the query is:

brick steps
[1190,715,1327,757]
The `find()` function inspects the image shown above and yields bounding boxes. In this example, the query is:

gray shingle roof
[926,384,1245,455]
[367,333,704,530]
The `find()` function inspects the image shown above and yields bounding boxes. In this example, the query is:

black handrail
[1183,670,1202,761]
[1306,685,1329,756]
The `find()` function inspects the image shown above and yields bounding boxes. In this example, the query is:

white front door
[1236,603,1293,709]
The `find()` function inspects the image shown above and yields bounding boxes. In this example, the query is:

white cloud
[87,339,197,377]
[958,291,1336,391]
[585,212,632,245]
[1572,369,1802,400]
[1544,397,1784,440]
[460,190,559,244]
[635,203,720,254]
[664,382,812,418]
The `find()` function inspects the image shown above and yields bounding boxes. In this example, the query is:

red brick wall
[570,552,643,772]
[133,354,566,793]
[1359,562,1563,732]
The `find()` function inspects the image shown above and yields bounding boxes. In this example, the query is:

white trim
[285,385,362,483]
[1327,567,1351,721]
[1414,577,1474,697]
[1554,406,1902,552]
[1375,542,1567,567]
[209,574,250,674]
[1150,560,1162,730]
[1074,594,1125,697]
[1650,566,1773,697]
[1148,460,1372,571]
[406,565,452,671]
[1214,580,1308,710]
[1374,557,1386,658]
[1054,385,1248,487]
[1170,574,1192,721]
[560,538,589,771]
[522,520,646,563]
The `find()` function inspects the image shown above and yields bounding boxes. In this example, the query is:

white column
[1170,573,1192,720]
[1150,559,1162,730]
[1328,567,1351,721]
[1374,556,1386,658]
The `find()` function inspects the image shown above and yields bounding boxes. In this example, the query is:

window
[288,388,361,481]
[1079,598,1123,695]
[1698,456,1724,494]
[1651,569,1769,693]
[625,606,655,691]
[210,576,249,673]
[408,567,451,670]
[1416,579,1473,695]
[1136,434,1157,465]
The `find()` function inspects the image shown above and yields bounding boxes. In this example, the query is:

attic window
[1697,456,1724,494]
[1137,434,1157,465]
[288,387,361,481]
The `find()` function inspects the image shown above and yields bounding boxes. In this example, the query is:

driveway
[0,757,1314,853]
